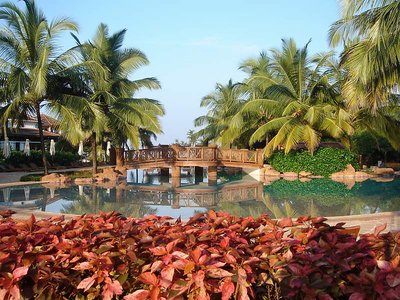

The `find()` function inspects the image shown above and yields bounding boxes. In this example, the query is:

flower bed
[0,210,399,299]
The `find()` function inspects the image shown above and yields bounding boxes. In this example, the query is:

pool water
[0,171,399,220]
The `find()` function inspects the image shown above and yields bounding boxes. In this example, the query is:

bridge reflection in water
[122,180,264,209]
[0,179,264,214]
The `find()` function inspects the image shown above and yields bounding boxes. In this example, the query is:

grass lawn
[20,170,93,182]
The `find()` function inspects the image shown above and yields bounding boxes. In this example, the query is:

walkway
[0,171,34,185]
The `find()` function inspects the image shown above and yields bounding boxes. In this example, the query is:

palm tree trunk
[35,101,48,175]
[116,146,124,167]
[116,187,123,203]
[92,185,98,211]
[91,132,98,174]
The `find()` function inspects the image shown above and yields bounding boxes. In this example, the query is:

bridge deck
[126,146,264,169]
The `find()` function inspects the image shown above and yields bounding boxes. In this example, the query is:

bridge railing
[175,146,216,162]
[127,147,174,163]
[126,146,264,167]
[217,149,262,165]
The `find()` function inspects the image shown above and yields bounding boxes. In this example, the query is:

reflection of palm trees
[215,201,268,218]
[60,186,157,218]
[41,188,48,212]
[308,199,319,217]
[262,194,298,219]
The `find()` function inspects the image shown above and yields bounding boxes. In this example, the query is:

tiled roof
[27,114,59,127]
[0,128,59,139]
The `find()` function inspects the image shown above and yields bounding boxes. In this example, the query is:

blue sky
[36,0,341,145]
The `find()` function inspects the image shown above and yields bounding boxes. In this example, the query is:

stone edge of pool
[0,181,50,188]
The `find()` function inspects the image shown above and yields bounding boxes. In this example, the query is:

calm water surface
[0,169,399,219]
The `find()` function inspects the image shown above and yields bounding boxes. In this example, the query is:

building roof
[27,114,59,127]
[0,128,59,140]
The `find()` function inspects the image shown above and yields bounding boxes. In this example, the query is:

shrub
[2,150,79,167]
[269,148,360,177]
[2,150,42,166]
[51,151,80,166]
[0,210,398,299]
[352,131,397,166]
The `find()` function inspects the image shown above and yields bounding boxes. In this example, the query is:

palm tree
[329,0,400,111]
[194,79,245,147]
[66,23,164,172]
[353,104,400,150]
[139,128,157,148]
[0,71,33,136]
[225,52,278,149]
[239,39,353,156]
[0,0,78,174]
[186,129,197,146]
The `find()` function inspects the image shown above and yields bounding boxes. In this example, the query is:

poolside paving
[0,207,78,221]
[324,211,400,234]
[0,171,38,186]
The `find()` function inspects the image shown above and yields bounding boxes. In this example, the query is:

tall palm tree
[239,39,353,156]
[139,128,157,148]
[224,52,279,149]
[186,129,197,146]
[194,79,245,147]
[0,0,78,174]
[0,71,33,135]
[66,23,164,172]
[329,0,400,111]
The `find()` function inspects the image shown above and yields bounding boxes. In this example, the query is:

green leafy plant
[269,148,360,177]
[352,131,397,166]
[2,150,79,168]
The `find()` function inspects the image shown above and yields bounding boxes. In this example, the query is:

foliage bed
[20,170,93,182]
[1,150,79,167]
[0,211,399,299]
[269,148,360,177]
[265,178,357,204]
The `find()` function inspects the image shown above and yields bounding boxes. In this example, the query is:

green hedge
[269,148,360,177]
[1,150,79,167]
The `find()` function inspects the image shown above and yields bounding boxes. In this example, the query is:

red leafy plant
[0,210,399,299]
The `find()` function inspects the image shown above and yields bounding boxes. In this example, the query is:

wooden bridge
[126,145,264,169]
[125,145,264,186]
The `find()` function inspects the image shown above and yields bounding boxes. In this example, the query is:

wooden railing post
[257,149,264,167]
